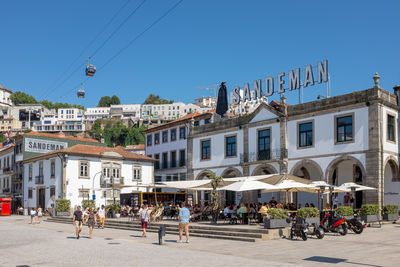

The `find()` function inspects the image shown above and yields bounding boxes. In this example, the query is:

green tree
[98,96,112,107]
[0,132,7,143]
[207,172,224,223]
[143,94,173,104]
[92,120,103,141]
[10,91,38,105]
[101,121,146,147]
[110,95,120,105]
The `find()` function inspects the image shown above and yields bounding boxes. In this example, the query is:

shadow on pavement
[303,256,383,267]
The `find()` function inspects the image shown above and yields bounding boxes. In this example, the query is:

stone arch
[290,159,324,181]
[221,167,242,178]
[251,164,278,176]
[325,155,367,185]
[383,156,400,182]
[195,169,214,180]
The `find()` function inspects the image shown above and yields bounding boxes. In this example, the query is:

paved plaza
[0,216,399,267]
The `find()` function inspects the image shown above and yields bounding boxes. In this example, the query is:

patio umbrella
[218,179,278,192]
[262,179,315,203]
[256,174,314,185]
[337,182,377,192]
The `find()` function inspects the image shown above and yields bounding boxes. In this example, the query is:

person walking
[30,208,36,224]
[178,203,190,243]
[37,206,43,224]
[73,206,83,239]
[98,205,106,229]
[140,204,151,238]
[84,208,97,239]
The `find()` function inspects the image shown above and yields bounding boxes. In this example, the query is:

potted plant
[296,207,320,225]
[55,199,71,216]
[336,206,354,220]
[382,205,399,221]
[264,208,289,229]
[82,200,96,210]
[360,204,379,223]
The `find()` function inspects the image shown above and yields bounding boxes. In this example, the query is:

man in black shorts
[73,206,83,239]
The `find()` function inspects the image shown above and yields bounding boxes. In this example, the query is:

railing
[100,177,124,186]
[240,148,288,163]
[2,188,9,193]
[35,175,44,184]
[3,167,14,173]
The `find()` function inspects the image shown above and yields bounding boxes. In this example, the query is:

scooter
[320,210,348,235]
[287,217,309,241]
[346,210,365,234]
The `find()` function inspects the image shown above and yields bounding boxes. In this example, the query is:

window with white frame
[79,161,89,178]
[50,159,56,178]
[112,163,121,178]
[133,166,142,180]
[39,162,44,177]
[103,162,121,178]
[103,162,111,178]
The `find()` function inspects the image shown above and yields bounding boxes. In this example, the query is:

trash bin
[158,225,166,245]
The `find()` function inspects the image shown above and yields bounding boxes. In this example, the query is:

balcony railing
[2,187,10,193]
[100,177,124,186]
[3,167,14,173]
[35,175,44,184]
[240,148,288,164]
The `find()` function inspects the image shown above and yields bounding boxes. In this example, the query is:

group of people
[72,205,106,239]
[29,206,43,224]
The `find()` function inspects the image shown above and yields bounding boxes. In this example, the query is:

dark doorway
[225,191,236,205]
[37,188,45,209]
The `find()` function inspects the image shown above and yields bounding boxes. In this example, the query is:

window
[179,150,185,167]
[194,121,199,126]
[180,173,186,181]
[170,129,177,141]
[103,162,111,178]
[171,151,177,168]
[50,186,56,197]
[112,163,121,178]
[166,176,172,182]
[162,152,168,169]
[298,121,313,148]
[79,161,89,178]
[133,166,141,180]
[173,174,178,181]
[179,127,186,139]
[79,189,89,199]
[29,164,32,181]
[336,115,353,143]
[162,131,168,143]
[387,114,396,142]
[28,188,33,198]
[50,159,56,178]
[225,135,237,157]
[201,140,211,160]
[154,154,160,170]
[258,129,270,160]
[39,162,44,177]
[154,133,160,145]
[205,118,210,124]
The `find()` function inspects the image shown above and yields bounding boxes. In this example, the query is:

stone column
[279,96,289,175]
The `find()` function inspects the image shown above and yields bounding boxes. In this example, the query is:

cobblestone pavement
[0,216,399,267]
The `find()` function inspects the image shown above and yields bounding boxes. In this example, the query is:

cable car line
[56,0,184,102]
[41,0,133,100]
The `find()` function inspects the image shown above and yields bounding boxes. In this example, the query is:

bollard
[158,225,166,245]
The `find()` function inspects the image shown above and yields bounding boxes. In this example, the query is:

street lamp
[91,171,103,201]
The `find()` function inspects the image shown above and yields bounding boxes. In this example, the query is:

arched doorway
[384,157,400,206]
[195,170,214,205]
[290,160,324,207]
[326,156,366,208]
[252,164,278,204]
[221,168,242,205]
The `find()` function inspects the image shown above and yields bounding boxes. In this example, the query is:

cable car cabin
[120,192,186,207]
[77,88,85,98]
[85,64,96,77]
[0,198,11,216]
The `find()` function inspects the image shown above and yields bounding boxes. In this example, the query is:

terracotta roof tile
[24,132,100,143]
[23,144,156,163]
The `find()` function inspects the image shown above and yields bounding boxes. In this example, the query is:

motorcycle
[320,210,348,235]
[346,210,365,234]
[287,217,309,241]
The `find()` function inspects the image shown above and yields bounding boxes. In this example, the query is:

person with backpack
[140,204,151,238]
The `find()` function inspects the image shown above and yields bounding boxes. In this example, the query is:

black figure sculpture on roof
[216,82,228,117]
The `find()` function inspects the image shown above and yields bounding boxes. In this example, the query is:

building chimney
[393,85,400,106]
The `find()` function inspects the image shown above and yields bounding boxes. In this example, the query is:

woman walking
[37,206,43,224]
[30,208,36,224]
[84,208,97,239]
[140,204,151,238]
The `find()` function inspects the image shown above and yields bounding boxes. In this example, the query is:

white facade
[85,107,110,121]
[0,85,12,107]
[23,149,154,209]
[110,104,141,121]
[0,146,14,197]
[193,97,216,108]
[190,86,400,209]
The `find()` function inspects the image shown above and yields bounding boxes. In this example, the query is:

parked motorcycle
[346,210,365,234]
[320,210,348,235]
[307,222,325,239]
[287,217,309,241]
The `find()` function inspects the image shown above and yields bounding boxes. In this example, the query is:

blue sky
[0,0,399,108]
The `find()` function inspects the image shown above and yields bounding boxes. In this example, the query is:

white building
[142,102,187,122]
[0,144,15,198]
[0,85,12,107]
[22,144,155,210]
[85,107,110,122]
[189,77,400,209]
[110,104,141,121]
[193,97,217,108]
[33,108,85,132]
[145,112,213,186]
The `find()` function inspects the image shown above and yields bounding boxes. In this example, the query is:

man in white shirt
[98,205,106,229]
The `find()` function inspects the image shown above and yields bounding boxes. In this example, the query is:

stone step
[46,218,258,242]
